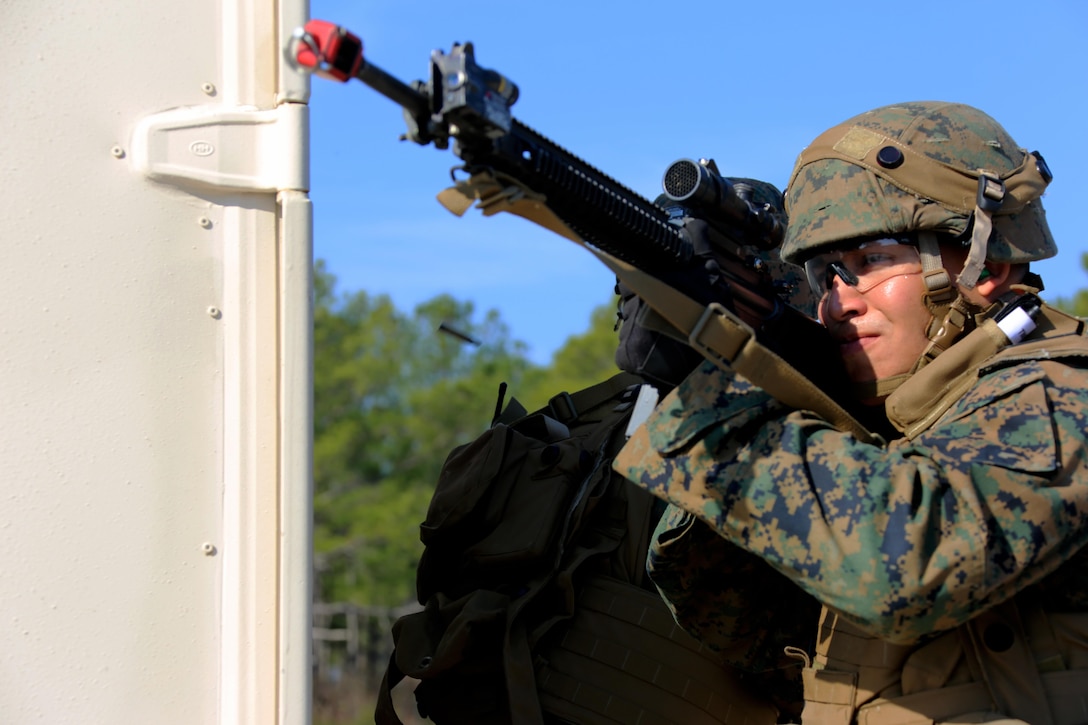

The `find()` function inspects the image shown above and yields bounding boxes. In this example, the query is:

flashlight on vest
[995,293,1042,345]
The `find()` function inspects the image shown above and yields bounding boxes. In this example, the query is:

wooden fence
[312,601,426,724]
[313,601,421,685]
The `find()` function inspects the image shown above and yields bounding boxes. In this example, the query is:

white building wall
[0,1,313,723]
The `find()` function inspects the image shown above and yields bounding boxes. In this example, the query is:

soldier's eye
[859,252,895,268]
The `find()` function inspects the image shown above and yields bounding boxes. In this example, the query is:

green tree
[313,261,536,606]
[1051,252,1088,317]
[313,256,625,608]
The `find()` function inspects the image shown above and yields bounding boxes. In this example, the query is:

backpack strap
[373,651,407,724]
[542,371,643,424]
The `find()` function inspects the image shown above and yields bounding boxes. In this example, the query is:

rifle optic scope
[663,159,749,219]
[661,158,783,249]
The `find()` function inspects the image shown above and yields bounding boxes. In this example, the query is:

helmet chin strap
[957,171,1004,291]
[913,228,983,372]
[913,172,1004,372]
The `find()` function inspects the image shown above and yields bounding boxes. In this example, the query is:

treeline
[314,252,1088,610]
[313,260,622,607]
[1053,252,1088,317]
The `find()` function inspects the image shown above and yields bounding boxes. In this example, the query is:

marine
[614,101,1088,723]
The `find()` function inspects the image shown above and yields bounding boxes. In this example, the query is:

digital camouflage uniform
[614,103,1088,723]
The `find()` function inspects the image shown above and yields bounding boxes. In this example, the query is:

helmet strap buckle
[957,171,1003,290]
[976,170,1006,213]
[915,296,980,373]
[917,232,955,303]
[922,269,956,305]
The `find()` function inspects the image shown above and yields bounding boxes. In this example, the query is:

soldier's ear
[975,262,1013,300]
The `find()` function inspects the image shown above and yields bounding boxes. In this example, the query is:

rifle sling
[591,249,879,444]
[437,171,876,443]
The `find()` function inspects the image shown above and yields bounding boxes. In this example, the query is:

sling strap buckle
[687,302,754,365]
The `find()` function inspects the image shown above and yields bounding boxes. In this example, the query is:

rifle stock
[291,20,883,434]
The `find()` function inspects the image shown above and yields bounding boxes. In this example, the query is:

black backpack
[375,372,778,725]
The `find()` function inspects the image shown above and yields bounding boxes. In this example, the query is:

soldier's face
[817,259,931,396]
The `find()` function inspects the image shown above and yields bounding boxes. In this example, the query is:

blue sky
[307,0,1088,365]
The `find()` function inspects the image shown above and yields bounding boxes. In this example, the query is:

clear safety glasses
[804,238,924,296]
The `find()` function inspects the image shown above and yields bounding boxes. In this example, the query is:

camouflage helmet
[781,101,1056,267]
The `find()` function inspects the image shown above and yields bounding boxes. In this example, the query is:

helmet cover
[782,101,1055,266]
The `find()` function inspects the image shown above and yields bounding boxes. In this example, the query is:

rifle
[289,21,883,441]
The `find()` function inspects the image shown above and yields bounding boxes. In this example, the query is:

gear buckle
[976,170,1005,213]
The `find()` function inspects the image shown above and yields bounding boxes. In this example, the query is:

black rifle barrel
[354,61,430,128]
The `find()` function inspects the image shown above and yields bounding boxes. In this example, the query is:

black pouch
[417,411,592,601]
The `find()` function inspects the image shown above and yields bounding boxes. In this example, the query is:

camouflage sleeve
[647,504,818,672]
[648,503,820,715]
[614,359,1088,644]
